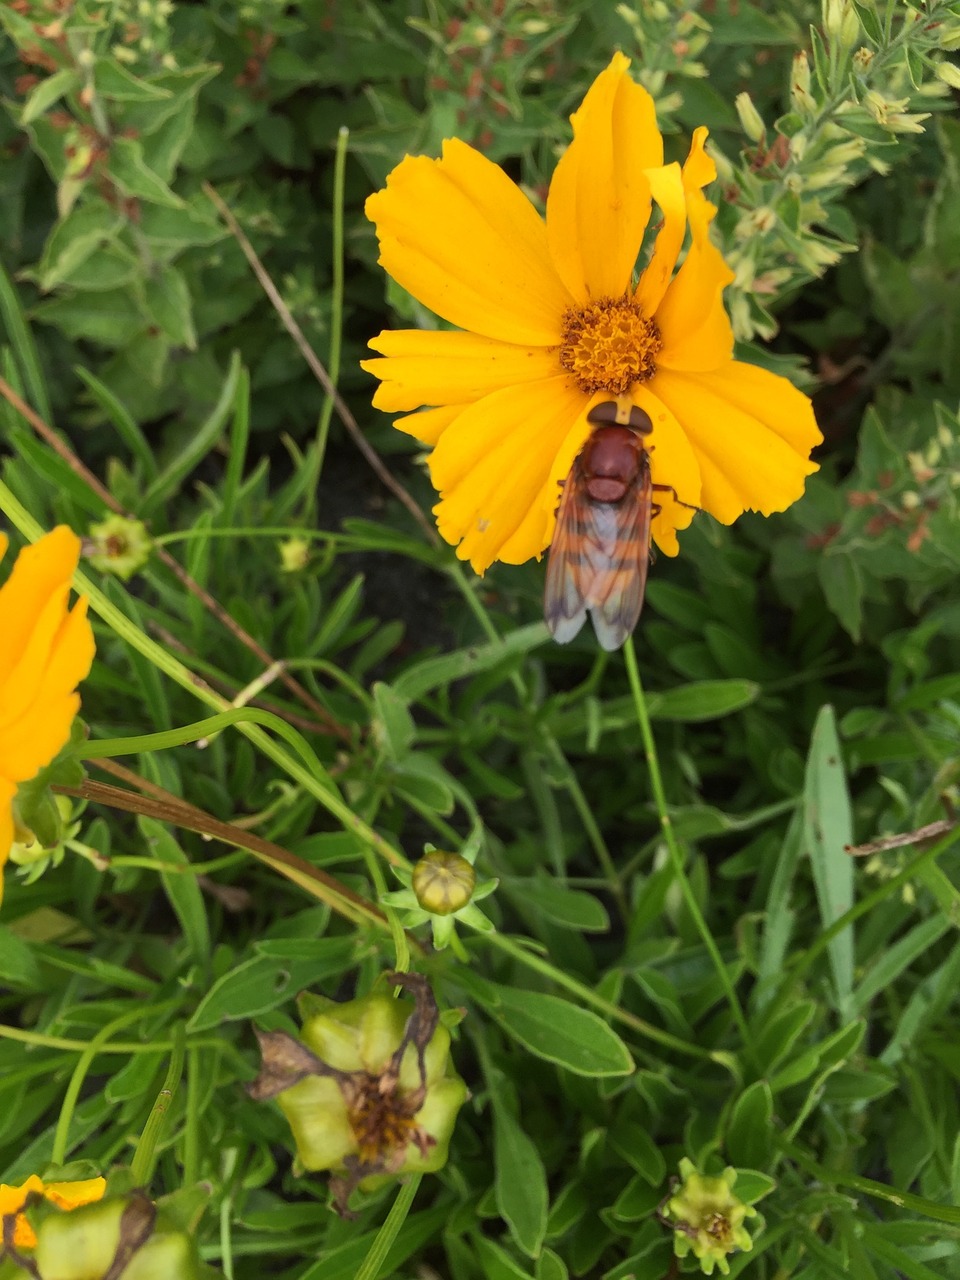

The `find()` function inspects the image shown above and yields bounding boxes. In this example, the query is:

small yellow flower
[0,1172,106,1250]
[0,527,95,905]
[362,53,821,575]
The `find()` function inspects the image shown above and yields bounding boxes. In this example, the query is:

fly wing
[587,455,653,652]
[545,455,653,651]
[544,469,591,644]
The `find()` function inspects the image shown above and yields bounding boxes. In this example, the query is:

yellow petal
[657,129,735,371]
[0,691,81,785]
[650,365,820,524]
[633,386,701,556]
[634,163,686,316]
[43,1177,107,1211]
[363,329,561,412]
[0,527,81,676]
[546,53,662,303]
[393,404,466,445]
[366,138,572,346]
[429,375,587,572]
[0,533,7,561]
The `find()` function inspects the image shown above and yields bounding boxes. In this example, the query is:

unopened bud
[87,514,152,581]
[412,850,476,915]
[790,52,816,114]
[734,92,765,142]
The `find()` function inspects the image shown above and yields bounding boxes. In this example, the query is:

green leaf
[0,927,43,991]
[93,58,173,101]
[506,878,609,933]
[752,998,816,1074]
[0,256,53,422]
[726,1080,774,1168]
[852,917,951,1014]
[462,976,634,1077]
[803,705,855,1015]
[138,817,210,964]
[143,264,196,349]
[392,623,549,701]
[493,1104,548,1258]
[20,68,81,124]
[34,199,125,291]
[187,938,358,1031]
[732,1169,777,1205]
[109,136,185,208]
[650,679,759,722]
[142,352,242,511]
[476,1235,535,1280]
[819,552,863,640]
[372,682,416,761]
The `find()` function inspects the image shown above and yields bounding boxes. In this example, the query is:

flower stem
[354,1174,423,1280]
[130,1022,186,1186]
[622,636,750,1047]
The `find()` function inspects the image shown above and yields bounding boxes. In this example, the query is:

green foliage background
[1,1,960,1278]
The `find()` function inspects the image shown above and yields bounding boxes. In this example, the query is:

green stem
[306,124,348,503]
[623,636,750,1048]
[353,1175,423,1280]
[183,1046,202,1187]
[131,1023,186,1186]
[446,560,626,918]
[52,1005,162,1165]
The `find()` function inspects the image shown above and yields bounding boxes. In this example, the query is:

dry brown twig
[65,757,394,934]
[201,180,440,548]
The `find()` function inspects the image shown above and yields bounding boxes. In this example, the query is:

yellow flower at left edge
[0,526,95,905]
[0,1174,106,1250]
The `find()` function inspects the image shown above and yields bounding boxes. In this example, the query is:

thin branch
[201,180,440,548]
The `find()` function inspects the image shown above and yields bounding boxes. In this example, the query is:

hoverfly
[544,400,687,652]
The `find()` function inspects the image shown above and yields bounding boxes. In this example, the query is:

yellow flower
[0,526,95,903]
[362,53,821,575]
[0,1173,106,1250]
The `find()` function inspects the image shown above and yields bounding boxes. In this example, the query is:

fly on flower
[545,398,697,650]
[362,53,822,650]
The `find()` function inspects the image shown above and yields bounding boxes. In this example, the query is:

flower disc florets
[559,297,662,394]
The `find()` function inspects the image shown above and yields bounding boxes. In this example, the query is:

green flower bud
[251,974,468,1215]
[734,92,765,143]
[412,851,476,916]
[665,1160,757,1276]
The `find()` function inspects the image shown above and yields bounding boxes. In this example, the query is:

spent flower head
[250,973,468,1216]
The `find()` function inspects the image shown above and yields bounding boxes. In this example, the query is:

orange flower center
[559,296,661,395]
